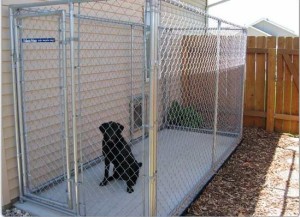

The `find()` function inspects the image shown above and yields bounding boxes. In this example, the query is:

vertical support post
[148,0,159,216]
[18,17,30,194]
[142,2,149,215]
[58,9,65,200]
[130,25,134,141]
[239,30,247,138]
[9,7,24,202]
[61,10,73,209]
[266,48,276,132]
[13,14,28,194]
[76,3,86,216]
[211,20,221,171]
[69,2,80,215]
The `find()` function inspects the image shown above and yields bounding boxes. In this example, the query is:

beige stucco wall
[2,0,207,207]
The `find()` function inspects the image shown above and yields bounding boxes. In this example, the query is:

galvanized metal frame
[9,7,23,203]
[68,2,81,215]
[58,10,65,207]
[240,29,248,139]
[19,16,29,196]
[10,6,75,210]
[21,196,75,216]
[211,20,222,172]
[9,0,247,216]
[14,10,64,18]
[148,0,159,215]
[76,2,87,216]
[130,25,134,140]
[12,9,28,196]
[9,0,110,9]
[142,2,149,216]
[60,9,73,209]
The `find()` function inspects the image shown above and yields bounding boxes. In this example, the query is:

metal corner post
[61,9,73,210]
[212,20,221,171]
[76,3,86,215]
[130,24,134,141]
[12,10,28,195]
[240,29,247,139]
[142,2,149,216]
[148,0,159,216]
[69,2,80,215]
[9,7,24,202]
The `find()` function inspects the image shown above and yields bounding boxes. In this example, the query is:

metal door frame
[9,8,75,215]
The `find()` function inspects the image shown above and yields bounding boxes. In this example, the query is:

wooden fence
[244,36,299,134]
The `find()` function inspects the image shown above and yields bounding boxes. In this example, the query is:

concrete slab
[17,129,239,216]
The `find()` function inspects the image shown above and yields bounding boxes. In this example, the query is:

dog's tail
[138,162,142,167]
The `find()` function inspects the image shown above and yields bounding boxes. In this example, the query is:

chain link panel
[11,0,246,215]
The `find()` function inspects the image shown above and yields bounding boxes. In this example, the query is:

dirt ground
[187,127,299,216]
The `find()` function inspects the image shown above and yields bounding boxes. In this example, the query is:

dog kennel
[9,0,247,216]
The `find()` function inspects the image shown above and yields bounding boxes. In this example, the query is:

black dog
[99,121,142,193]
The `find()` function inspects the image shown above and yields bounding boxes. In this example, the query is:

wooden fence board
[266,37,276,132]
[283,54,299,91]
[282,37,293,132]
[275,114,299,121]
[255,36,267,128]
[291,38,299,134]
[278,49,299,55]
[274,37,285,132]
[244,36,299,134]
[244,36,256,126]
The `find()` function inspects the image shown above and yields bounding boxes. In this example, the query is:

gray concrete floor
[31,129,238,216]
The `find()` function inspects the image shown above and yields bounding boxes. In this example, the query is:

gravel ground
[187,127,299,216]
[2,208,30,217]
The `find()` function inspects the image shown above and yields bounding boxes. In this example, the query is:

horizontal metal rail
[162,0,246,29]
[24,192,69,209]
[9,0,106,9]
[15,10,64,18]
[75,14,145,27]
[21,196,75,215]
[166,125,240,137]
[161,27,245,31]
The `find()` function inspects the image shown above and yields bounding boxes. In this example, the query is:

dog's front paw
[127,186,134,193]
[99,180,108,186]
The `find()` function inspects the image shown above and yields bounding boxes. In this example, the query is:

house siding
[248,19,298,37]
[253,21,297,36]
[247,26,271,37]
[1,0,207,207]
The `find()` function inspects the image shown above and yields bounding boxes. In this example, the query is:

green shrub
[167,101,182,126]
[167,101,202,128]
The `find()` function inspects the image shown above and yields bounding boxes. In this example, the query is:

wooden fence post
[266,47,276,132]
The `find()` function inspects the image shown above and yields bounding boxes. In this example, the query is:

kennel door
[15,10,73,210]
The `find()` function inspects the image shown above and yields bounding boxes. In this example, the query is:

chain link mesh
[74,2,146,214]
[14,12,70,206]
[11,0,246,216]
[157,0,246,215]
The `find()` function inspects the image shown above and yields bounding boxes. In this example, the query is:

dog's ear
[99,123,107,133]
[116,122,124,134]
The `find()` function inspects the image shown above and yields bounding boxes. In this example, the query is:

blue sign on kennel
[22,38,55,43]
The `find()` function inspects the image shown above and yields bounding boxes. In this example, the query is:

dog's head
[99,121,124,142]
